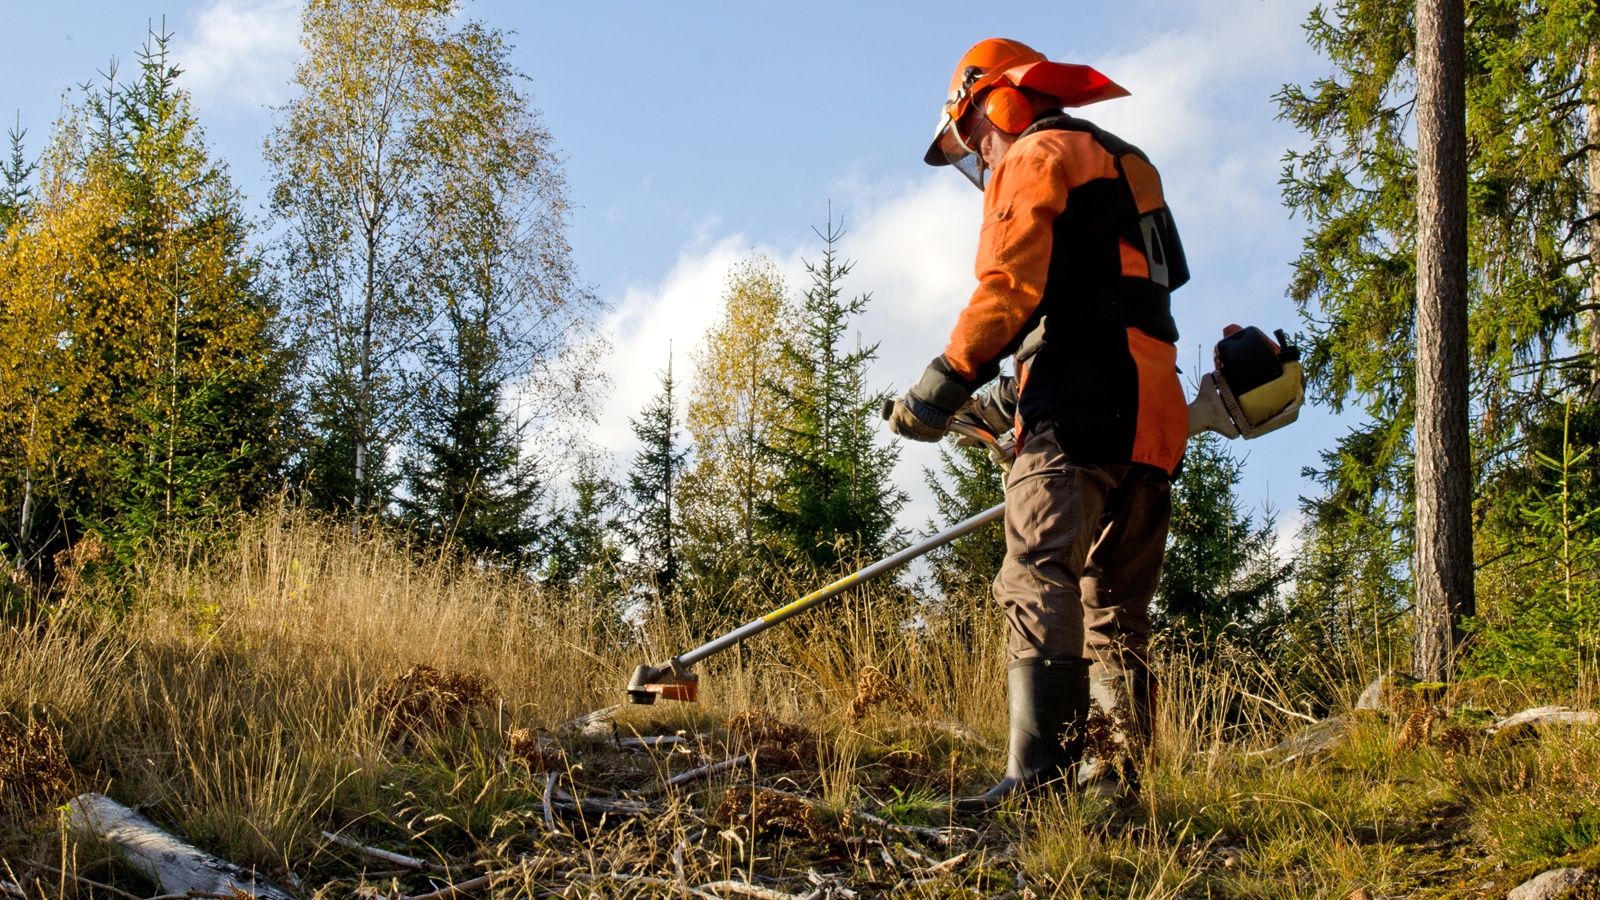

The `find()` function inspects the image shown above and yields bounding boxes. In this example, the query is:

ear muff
[983,85,1033,134]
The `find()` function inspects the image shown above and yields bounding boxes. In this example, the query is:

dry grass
[2,505,1598,898]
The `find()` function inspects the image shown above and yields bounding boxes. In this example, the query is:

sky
[1,0,1351,543]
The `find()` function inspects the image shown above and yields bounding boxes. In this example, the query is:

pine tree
[1277,0,1599,672]
[628,354,688,601]
[1155,433,1294,652]
[1411,0,1473,679]
[762,216,906,571]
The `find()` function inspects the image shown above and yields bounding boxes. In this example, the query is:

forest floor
[3,509,1599,898]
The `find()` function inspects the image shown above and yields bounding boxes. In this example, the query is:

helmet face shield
[930,106,989,192]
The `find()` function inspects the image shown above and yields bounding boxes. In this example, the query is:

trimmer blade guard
[625,662,699,705]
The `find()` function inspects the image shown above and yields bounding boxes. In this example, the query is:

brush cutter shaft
[678,501,1006,667]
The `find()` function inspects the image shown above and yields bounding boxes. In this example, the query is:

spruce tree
[0,118,33,230]
[1277,0,1599,671]
[1155,433,1293,652]
[541,451,626,619]
[627,354,688,601]
[400,309,542,561]
[923,442,1005,599]
[0,28,287,568]
[762,216,906,571]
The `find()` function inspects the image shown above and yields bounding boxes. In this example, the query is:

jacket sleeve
[942,141,1071,382]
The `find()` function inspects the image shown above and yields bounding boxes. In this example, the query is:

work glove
[886,395,949,442]
[886,355,988,442]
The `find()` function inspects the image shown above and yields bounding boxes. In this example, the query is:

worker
[888,37,1189,811]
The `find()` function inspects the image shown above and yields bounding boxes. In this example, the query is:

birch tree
[268,0,454,518]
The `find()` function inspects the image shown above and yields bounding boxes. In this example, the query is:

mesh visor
[930,114,988,191]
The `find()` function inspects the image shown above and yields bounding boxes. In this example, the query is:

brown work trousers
[992,427,1172,674]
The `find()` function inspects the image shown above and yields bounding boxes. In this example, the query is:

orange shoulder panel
[1125,327,1187,473]
[943,130,1119,381]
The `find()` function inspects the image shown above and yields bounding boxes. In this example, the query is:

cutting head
[626,662,699,705]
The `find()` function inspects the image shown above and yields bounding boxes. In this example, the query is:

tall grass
[3,505,1598,897]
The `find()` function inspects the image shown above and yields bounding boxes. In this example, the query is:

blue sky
[3,0,1348,541]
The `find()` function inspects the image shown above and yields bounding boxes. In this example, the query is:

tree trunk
[1412,0,1475,681]
[67,793,293,899]
[355,221,377,530]
[1587,39,1600,397]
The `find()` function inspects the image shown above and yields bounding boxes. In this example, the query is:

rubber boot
[1077,667,1153,803]
[955,657,1090,813]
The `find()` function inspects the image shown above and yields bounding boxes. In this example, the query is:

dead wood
[66,793,293,900]
[644,754,752,796]
[322,829,444,872]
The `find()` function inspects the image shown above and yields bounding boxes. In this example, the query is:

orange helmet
[925,38,1129,188]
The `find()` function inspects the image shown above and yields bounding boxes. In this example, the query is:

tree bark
[1412,0,1475,680]
[1587,39,1600,397]
[67,793,293,899]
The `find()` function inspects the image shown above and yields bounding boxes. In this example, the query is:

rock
[1268,716,1349,764]
[1355,676,1386,712]
[1507,867,1594,900]
[1353,673,1444,718]
[1490,706,1600,734]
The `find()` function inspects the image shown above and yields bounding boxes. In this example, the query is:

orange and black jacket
[932,115,1189,475]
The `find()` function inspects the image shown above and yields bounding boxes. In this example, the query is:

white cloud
[588,0,1326,540]
[591,234,764,454]
[173,0,301,114]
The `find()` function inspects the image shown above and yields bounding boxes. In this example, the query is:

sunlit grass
[3,505,1598,897]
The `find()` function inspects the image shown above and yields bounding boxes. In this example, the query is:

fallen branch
[924,850,971,876]
[619,734,689,750]
[24,863,202,900]
[695,879,809,899]
[645,754,752,795]
[541,772,557,830]
[845,807,975,848]
[322,829,443,872]
[551,786,660,816]
[1237,688,1318,724]
[66,793,293,900]
[405,869,499,900]
[805,867,859,898]
[558,705,620,737]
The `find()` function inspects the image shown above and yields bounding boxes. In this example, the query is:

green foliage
[1277,0,1600,682]
[628,355,688,601]
[1277,425,1414,697]
[539,451,625,604]
[0,118,33,230]
[1155,434,1293,651]
[762,216,906,570]
[679,256,800,605]
[0,28,287,575]
[1467,400,1600,689]
[922,442,1005,599]
[399,308,543,560]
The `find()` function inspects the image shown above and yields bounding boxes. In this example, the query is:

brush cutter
[625,413,1012,705]
[623,323,1302,704]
